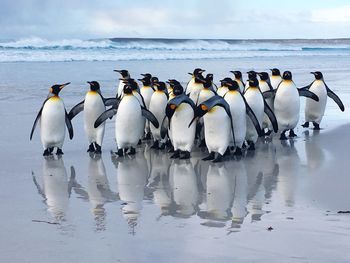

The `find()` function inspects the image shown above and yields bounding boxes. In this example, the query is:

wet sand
[0,59,350,262]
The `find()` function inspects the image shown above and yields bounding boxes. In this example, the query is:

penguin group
[30,68,345,162]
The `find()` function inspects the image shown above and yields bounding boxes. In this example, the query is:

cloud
[311,5,350,23]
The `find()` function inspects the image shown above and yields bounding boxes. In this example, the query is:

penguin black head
[151,77,159,86]
[173,84,184,96]
[203,74,213,88]
[50,82,70,96]
[87,81,100,91]
[141,73,152,79]
[270,68,281,76]
[247,71,257,80]
[311,71,323,80]
[189,68,205,77]
[154,81,167,91]
[230,71,243,79]
[167,79,181,88]
[225,79,240,91]
[257,72,270,81]
[220,77,232,87]
[138,76,152,86]
[248,78,259,87]
[114,69,130,78]
[282,71,292,80]
[123,78,139,91]
[123,84,133,95]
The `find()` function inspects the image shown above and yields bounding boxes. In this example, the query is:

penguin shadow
[198,162,234,228]
[111,150,148,235]
[169,159,201,218]
[276,138,301,207]
[32,155,74,222]
[86,153,119,232]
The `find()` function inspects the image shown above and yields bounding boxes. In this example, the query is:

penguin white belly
[84,92,106,145]
[185,78,195,94]
[149,92,167,141]
[236,80,245,93]
[305,81,327,123]
[274,81,300,131]
[171,103,196,152]
[115,95,143,149]
[41,97,66,149]
[117,81,124,98]
[217,86,228,97]
[259,81,274,129]
[224,91,246,147]
[140,87,154,133]
[203,106,231,155]
[198,89,215,105]
[244,89,264,143]
[189,83,204,105]
[270,76,282,90]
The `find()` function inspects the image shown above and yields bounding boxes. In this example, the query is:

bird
[139,73,154,139]
[30,82,73,156]
[230,71,245,93]
[114,69,131,99]
[301,71,345,130]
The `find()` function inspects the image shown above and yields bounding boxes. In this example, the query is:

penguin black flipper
[262,90,275,99]
[325,84,345,111]
[94,108,117,128]
[68,100,84,120]
[65,110,74,139]
[242,96,264,137]
[30,99,49,140]
[160,116,169,139]
[298,88,319,101]
[167,94,196,126]
[264,101,278,132]
[103,97,119,107]
[141,106,159,128]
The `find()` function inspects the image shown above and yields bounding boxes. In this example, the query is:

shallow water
[1,58,350,262]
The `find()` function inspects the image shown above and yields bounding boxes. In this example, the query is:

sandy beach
[1,56,350,262]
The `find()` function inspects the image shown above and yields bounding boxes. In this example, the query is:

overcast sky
[1,0,350,40]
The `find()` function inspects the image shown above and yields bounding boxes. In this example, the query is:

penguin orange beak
[59,82,70,90]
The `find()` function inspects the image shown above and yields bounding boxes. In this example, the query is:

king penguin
[185,68,205,95]
[274,71,319,140]
[190,96,235,162]
[149,81,169,149]
[30,83,73,156]
[230,71,245,93]
[94,84,159,157]
[223,78,263,155]
[217,78,231,97]
[139,73,154,139]
[244,78,278,150]
[68,81,117,154]
[302,71,345,130]
[270,68,282,90]
[114,69,131,99]
[165,84,196,159]
[244,71,257,92]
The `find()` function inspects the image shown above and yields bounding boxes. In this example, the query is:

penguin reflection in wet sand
[68,81,117,154]
[274,71,319,140]
[165,84,196,159]
[94,84,159,156]
[301,71,345,130]
[30,83,73,156]
[191,96,234,162]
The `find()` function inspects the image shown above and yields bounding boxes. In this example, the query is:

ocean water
[1,39,350,263]
[1,37,350,62]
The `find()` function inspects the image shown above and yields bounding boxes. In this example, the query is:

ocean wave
[0,37,350,62]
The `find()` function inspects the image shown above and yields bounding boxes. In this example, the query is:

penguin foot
[198,139,206,148]
[234,147,243,156]
[247,141,255,151]
[151,141,159,149]
[180,151,190,159]
[279,131,287,140]
[128,147,136,155]
[167,146,175,153]
[144,132,152,140]
[87,143,95,152]
[49,147,54,154]
[213,154,224,163]
[289,129,297,138]
[159,143,165,150]
[56,148,64,155]
[202,152,215,161]
[116,149,124,157]
[165,140,173,148]
[43,149,52,156]
[94,144,102,154]
[302,122,309,128]
[223,147,231,157]
[313,122,320,130]
[138,139,142,145]
[170,150,180,159]
[242,142,247,149]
